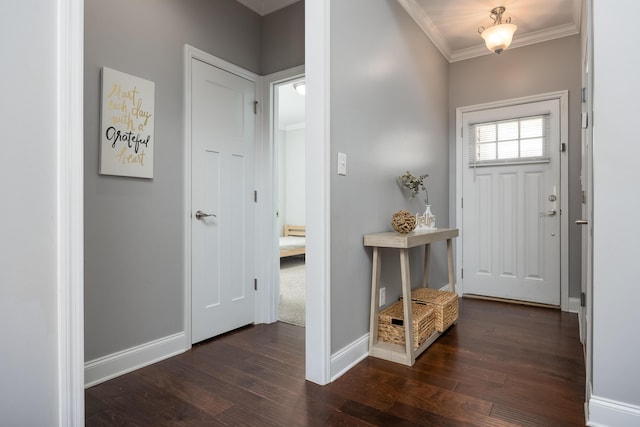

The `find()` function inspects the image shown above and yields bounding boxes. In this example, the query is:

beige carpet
[279,256,305,327]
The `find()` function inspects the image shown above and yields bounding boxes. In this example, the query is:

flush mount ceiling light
[293,81,306,96]
[478,6,517,54]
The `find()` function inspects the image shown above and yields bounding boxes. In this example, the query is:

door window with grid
[469,115,550,167]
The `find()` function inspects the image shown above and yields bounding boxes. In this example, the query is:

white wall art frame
[100,67,155,178]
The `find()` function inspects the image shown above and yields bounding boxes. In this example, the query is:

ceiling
[398,0,582,62]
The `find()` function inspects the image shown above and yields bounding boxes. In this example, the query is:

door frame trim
[183,45,261,349]
[257,65,305,325]
[304,0,332,385]
[455,91,570,311]
[58,0,85,423]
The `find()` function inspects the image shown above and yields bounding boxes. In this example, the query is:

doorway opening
[274,77,306,327]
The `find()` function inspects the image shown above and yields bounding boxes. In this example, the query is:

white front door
[461,99,561,305]
[191,58,255,344]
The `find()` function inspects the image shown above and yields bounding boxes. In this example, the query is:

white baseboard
[585,382,593,424]
[85,332,186,388]
[588,395,640,426]
[330,333,369,382]
[568,297,580,313]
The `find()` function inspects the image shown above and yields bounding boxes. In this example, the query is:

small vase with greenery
[397,171,429,205]
[397,171,435,229]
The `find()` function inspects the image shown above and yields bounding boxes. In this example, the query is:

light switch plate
[337,152,347,176]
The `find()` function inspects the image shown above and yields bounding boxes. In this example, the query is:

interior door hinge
[254,190,257,203]
[253,101,258,115]
[254,278,257,291]
[461,268,464,279]
[580,292,586,307]
[560,142,566,152]
[461,198,463,209]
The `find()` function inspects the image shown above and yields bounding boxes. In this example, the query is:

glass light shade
[481,23,517,54]
[293,82,306,96]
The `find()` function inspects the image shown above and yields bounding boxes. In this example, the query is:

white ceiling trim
[398,0,582,63]
[236,0,299,16]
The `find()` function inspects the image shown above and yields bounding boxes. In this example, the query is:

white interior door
[462,99,561,305]
[579,87,594,404]
[579,10,594,401]
[191,58,255,344]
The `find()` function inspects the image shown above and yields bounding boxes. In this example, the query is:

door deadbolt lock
[548,195,557,202]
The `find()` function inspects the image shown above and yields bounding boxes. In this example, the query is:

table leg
[400,248,415,365]
[447,237,455,292]
[369,247,382,353]
[421,243,430,288]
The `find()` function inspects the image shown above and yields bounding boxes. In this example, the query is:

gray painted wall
[330,0,449,352]
[84,0,302,361]
[592,0,640,410]
[1,2,60,424]
[262,1,305,75]
[449,35,583,298]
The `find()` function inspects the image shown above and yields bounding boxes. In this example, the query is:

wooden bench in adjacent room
[279,224,306,258]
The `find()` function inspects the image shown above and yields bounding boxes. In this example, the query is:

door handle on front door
[195,210,216,220]
[575,219,588,225]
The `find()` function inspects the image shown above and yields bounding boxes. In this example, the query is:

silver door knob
[575,219,588,225]
[547,209,557,216]
[195,210,216,220]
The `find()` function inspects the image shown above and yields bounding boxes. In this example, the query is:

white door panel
[191,58,255,344]
[580,13,594,401]
[462,99,561,305]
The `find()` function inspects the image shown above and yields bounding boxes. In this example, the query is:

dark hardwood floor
[85,298,586,426]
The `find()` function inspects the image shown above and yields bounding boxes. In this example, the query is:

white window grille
[469,114,550,167]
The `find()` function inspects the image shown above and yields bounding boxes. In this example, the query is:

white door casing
[187,51,256,344]
[456,92,569,308]
[305,0,332,385]
[257,66,304,325]
[58,0,85,423]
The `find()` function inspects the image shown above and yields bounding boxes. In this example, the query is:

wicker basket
[408,288,458,332]
[378,301,435,349]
